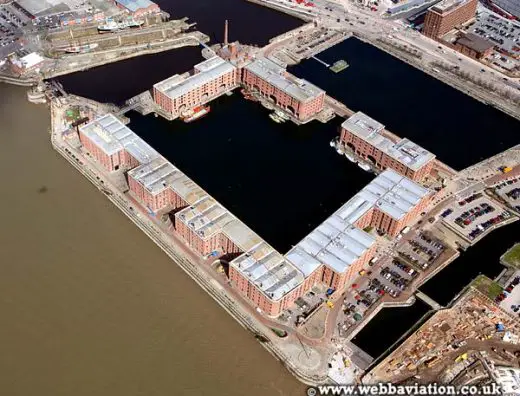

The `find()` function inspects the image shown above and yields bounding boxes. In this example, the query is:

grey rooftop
[79,114,158,164]
[154,56,236,101]
[244,56,325,103]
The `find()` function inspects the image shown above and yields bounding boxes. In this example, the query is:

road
[248,0,520,119]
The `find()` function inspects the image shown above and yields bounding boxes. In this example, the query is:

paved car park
[440,193,512,241]
[397,232,445,270]
[498,272,520,317]
[494,177,520,212]
[470,10,520,69]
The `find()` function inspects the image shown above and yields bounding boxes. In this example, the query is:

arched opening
[178,104,187,114]
[367,155,377,165]
[268,94,277,104]
[286,105,296,115]
[252,84,261,93]
[212,258,230,277]
[219,83,227,91]
[346,142,356,152]
[201,92,209,101]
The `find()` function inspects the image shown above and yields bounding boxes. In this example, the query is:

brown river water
[0,83,306,396]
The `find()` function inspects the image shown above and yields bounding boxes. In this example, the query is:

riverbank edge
[48,99,329,387]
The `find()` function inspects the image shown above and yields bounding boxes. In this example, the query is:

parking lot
[497,272,520,317]
[440,193,512,241]
[0,2,31,58]
[397,232,446,270]
[469,10,520,71]
[278,285,328,327]
[494,176,520,212]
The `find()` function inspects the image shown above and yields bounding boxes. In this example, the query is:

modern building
[242,56,325,121]
[113,0,160,17]
[454,32,495,59]
[423,0,478,38]
[79,113,158,172]
[489,0,520,20]
[340,112,435,182]
[153,56,239,117]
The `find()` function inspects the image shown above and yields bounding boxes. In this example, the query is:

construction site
[366,288,520,385]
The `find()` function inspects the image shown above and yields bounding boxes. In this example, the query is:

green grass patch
[503,244,520,269]
[471,275,503,300]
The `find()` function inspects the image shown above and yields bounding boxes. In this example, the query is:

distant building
[454,33,495,59]
[113,0,161,18]
[78,114,157,172]
[423,0,478,38]
[153,56,239,117]
[9,52,45,74]
[340,112,435,181]
[59,10,105,27]
[242,56,325,121]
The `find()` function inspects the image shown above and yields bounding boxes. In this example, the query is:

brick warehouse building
[340,112,435,182]
[153,56,239,118]
[423,0,478,38]
[81,115,430,318]
[242,56,325,121]
[78,113,157,172]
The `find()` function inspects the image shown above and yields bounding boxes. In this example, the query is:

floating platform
[329,59,349,73]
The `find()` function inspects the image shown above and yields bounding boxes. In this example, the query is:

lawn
[502,243,520,269]
[471,275,503,300]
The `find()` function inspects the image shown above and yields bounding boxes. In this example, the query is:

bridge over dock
[416,291,443,310]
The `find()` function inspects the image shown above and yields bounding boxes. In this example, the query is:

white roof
[231,242,305,301]
[288,169,429,275]
[79,114,158,164]
[154,56,236,101]
[342,112,435,171]
[245,56,325,103]
[22,52,44,68]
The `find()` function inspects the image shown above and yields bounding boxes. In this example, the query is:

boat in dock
[329,59,349,73]
[269,112,283,123]
[97,19,144,33]
[345,152,357,163]
[275,110,290,121]
[63,43,99,53]
[358,162,371,171]
[180,105,210,123]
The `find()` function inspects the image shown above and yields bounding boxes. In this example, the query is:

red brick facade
[340,128,434,182]
[423,0,477,38]
[241,68,325,121]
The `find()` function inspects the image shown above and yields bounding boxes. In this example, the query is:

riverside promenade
[49,96,332,386]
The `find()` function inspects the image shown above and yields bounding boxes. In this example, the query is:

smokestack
[224,19,229,46]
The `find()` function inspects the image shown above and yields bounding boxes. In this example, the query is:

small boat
[329,139,336,148]
[275,110,289,120]
[358,162,371,171]
[336,147,344,155]
[345,153,356,163]
[269,113,283,123]
[66,43,99,53]
[181,105,210,123]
